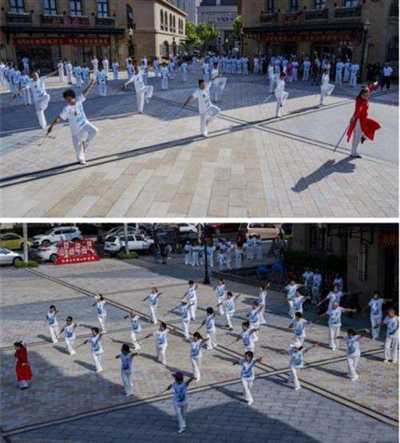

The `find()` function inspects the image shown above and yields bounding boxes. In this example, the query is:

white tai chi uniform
[102,58,109,73]
[383,316,399,363]
[368,298,384,340]
[59,95,99,163]
[288,345,304,390]
[89,334,104,372]
[148,292,160,324]
[335,62,344,85]
[240,359,258,404]
[215,283,226,315]
[97,70,107,96]
[186,286,198,321]
[95,300,107,332]
[291,318,307,347]
[130,316,142,349]
[184,243,192,265]
[224,297,235,329]
[66,62,73,84]
[57,62,65,82]
[63,324,76,355]
[190,340,203,381]
[311,273,322,303]
[274,78,288,117]
[112,62,119,80]
[205,314,217,349]
[126,72,153,113]
[241,329,256,352]
[350,64,359,88]
[343,62,351,83]
[326,291,344,313]
[302,60,311,81]
[18,74,32,106]
[320,73,335,105]
[268,66,275,93]
[91,58,99,77]
[192,84,221,137]
[27,77,50,129]
[210,68,227,103]
[328,307,345,351]
[285,283,300,319]
[181,304,191,339]
[160,67,169,90]
[47,311,59,344]
[180,62,188,82]
[172,382,189,432]
[119,352,134,396]
[155,330,168,365]
[248,308,261,342]
[258,290,267,324]
[346,335,361,380]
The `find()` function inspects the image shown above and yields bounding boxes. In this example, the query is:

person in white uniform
[22,56,29,75]
[96,68,108,96]
[79,327,104,372]
[164,372,195,434]
[237,321,258,353]
[302,57,311,81]
[160,63,169,90]
[320,69,335,105]
[220,291,240,331]
[338,329,368,381]
[320,303,356,351]
[233,351,262,405]
[179,300,193,340]
[92,294,107,332]
[383,309,399,363]
[18,73,32,106]
[57,59,65,82]
[190,332,208,381]
[59,316,78,355]
[367,292,390,340]
[288,312,308,347]
[102,57,109,73]
[267,64,275,93]
[214,278,227,315]
[349,63,359,88]
[199,307,218,350]
[91,56,99,77]
[123,64,154,114]
[46,305,59,344]
[284,281,304,319]
[116,343,136,396]
[335,59,344,85]
[287,343,318,390]
[180,61,188,82]
[47,81,98,165]
[274,72,289,118]
[183,281,198,321]
[143,287,162,324]
[153,322,169,365]
[317,285,344,313]
[112,61,119,80]
[124,312,142,349]
[258,284,269,325]
[66,61,73,84]
[210,63,227,103]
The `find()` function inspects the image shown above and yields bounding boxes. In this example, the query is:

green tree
[233,15,242,40]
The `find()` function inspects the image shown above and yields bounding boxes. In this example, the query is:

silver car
[0,248,23,266]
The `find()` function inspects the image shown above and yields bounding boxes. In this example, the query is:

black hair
[66,316,73,322]
[242,320,250,328]
[193,332,203,340]
[198,79,205,86]
[188,280,194,285]
[347,328,356,336]
[92,327,100,334]
[206,307,214,315]
[160,321,167,330]
[63,89,76,99]
[357,87,369,99]
[49,305,56,310]
[121,343,130,353]
[174,372,184,382]
[295,312,303,318]
[244,351,254,360]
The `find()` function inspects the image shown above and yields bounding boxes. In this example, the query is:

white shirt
[155,330,168,348]
[383,67,393,77]
[289,346,304,369]
[292,296,306,313]
[59,95,89,135]
[292,318,307,337]
[346,335,361,357]
[241,329,255,350]
[191,340,202,359]
[368,298,384,317]
[130,316,142,332]
[64,324,76,339]
[240,359,257,379]
[95,300,106,317]
[89,335,103,354]
[181,304,191,322]
[29,78,47,102]
[206,314,216,332]
[149,292,159,306]
[224,297,235,314]
[120,352,133,372]
[383,316,399,338]
[285,284,299,301]
[328,307,344,327]
[327,291,343,311]
[192,85,211,114]
[47,311,58,326]
[215,284,226,299]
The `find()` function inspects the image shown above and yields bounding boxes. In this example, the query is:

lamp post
[22,223,29,263]
[201,224,212,285]
[359,19,370,82]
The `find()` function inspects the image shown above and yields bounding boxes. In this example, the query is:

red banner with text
[55,240,100,265]
[15,37,111,47]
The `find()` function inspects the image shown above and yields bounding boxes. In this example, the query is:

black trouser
[381,76,391,90]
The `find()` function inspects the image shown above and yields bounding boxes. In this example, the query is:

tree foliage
[183,22,219,53]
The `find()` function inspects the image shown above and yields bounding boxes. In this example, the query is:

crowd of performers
[1,51,384,164]
[13,273,398,433]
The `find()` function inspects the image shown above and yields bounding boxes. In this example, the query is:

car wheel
[50,254,57,264]
[42,240,51,247]
[13,257,22,266]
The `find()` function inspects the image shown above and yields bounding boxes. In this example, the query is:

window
[266,0,274,13]
[97,0,109,17]
[164,11,168,31]
[126,4,134,28]
[343,0,359,7]
[169,13,173,31]
[9,0,25,14]
[358,244,368,281]
[69,0,82,16]
[289,0,299,11]
[43,0,57,15]
[160,9,164,30]
[314,0,326,8]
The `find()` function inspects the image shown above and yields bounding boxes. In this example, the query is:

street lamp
[359,18,370,82]
[201,224,212,285]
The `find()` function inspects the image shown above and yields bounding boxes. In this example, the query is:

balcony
[95,16,116,27]
[259,11,279,24]
[6,12,32,24]
[304,8,329,21]
[334,6,362,19]
[66,15,90,26]
[40,14,65,25]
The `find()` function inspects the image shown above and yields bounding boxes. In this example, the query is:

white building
[170,0,201,24]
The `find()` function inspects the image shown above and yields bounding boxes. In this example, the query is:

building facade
[133,0,187,61]
[198,0,239,52]
[239,0,398,77]
[290,224,399,306]
[169,0,201,24]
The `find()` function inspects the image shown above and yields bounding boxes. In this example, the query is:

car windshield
[0,248,11,254]
[107,236,117,242]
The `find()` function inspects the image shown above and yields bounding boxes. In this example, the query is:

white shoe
[178,428,185,434]
[384,359,389,363]
[351,375,359,381]
[96,368,103,373]
[294,386,301,391]
[247,399,254,406]
[70,350,76,356]
[79,157,87,165]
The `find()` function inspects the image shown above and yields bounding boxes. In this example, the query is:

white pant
[72,122,98,162]
[121,369,133,396]
[150,305,158,324]
[206,329,217,349]
[241,378,254,404]
[65,337,76,355]
[350,73,357,88]
[217,298,225,316]
[98,84,107,96]
[225,311,233,329]
[156,345,167,365]
[351,120,362,156]
[288,301,295,319]
[275,91,288,117]
[289,367,301,389]
[58,70,65,82]
[98,315,107,332]
[191,357,201,381]
[347,355,360,380]
[92,351,103,372]
[335,72,342,85]
[320,84,335,105]
[136,85,154,113]
[49,324,59,343]
[174,403,187,431]
[113,70,119,80]
[189,302,197,321]
[294,334,305,348]
[184,253,191,265]
[329,326,341,350]
[22,88,32,105]
[370,315,382,339]
[311,286,320,303]
[200,105,220,136]
[303,69,309,81]
[67,72,73,83]
[161,77,168,90]
[384,336,399,363]
[182,320,190,339]
[131,331,141,349]
[34,94,50,129]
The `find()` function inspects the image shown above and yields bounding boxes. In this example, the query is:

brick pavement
[0,69,397,217]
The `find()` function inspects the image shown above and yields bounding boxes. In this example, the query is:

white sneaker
[70,350,76,356]
[247,399,254,405]
[79,157,87,165]
[294,386,301,391]
[384,359,389,363]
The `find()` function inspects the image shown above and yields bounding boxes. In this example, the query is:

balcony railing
[6,12,32,24]
[259,11,279,24]
[304,8,329,21]
[40,14,65,25]
[95,16,116,27]
[66,15,90,26]
[334,6,362,18]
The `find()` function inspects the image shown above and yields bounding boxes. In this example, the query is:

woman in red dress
[14,341,32,389]
[347,82,381,159]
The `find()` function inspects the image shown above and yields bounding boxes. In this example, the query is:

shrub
[116,251,138,260]
[14,260,39,268]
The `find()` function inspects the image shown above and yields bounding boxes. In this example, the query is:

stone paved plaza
[0,258,398,442]
[0,68,398,217]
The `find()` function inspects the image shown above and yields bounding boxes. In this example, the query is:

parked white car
[0,248,23,266]
[32,227,82,247]
[179,224,198,234]
[104,234,155,254]
[32,243,59,263]
[104,225,142,241]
